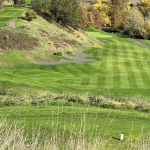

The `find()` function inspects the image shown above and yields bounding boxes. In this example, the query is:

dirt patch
[0,29,39,50]
[32,53,98,65]
[46,36,79,48]
[101,39,111,42]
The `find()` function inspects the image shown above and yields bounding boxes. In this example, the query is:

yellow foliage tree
[138,0,150,21]
[93,0,110,26]
[108,0,130,30]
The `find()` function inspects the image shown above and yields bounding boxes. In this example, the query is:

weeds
[53,52,64,56]
[0,91,150,112]
[66,51,74,55]
[0,29,39,50]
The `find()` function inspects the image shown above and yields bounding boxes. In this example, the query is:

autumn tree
[0,0,4,6]
[123,8,145,37]
[108,0,130,30]
[93,0,110,26]
[32,0,83,29]
[85,5,105,29]
[138,0,150,22]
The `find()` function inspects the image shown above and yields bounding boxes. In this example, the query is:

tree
[138,0,150,22]
[32,0,84,29]
[123,8,145,37]
[13,0,26,5]
[108,0,130,30]
[0,0,5,6]
[93,0,110,26]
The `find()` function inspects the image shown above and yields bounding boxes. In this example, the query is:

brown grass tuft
[0,29,39,51]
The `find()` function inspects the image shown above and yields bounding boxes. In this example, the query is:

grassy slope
[1,8,150,98]
[1,27,150,98]
[0,105,150,149]
[0,8,28,22]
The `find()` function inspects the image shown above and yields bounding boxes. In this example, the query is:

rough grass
[0,14,101,65]
[0,90,150,112]
[0,29,39,50]
[0,102,150,149]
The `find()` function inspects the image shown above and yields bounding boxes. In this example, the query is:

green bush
[66,51,73,55]
[13,0,26,5]
[129,27,139,37]
[53,51,64,56]
[25,10,37,21]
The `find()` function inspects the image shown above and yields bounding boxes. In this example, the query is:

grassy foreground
[1,104,150,149]
[1,6,150,150]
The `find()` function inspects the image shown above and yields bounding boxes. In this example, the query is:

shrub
[123,8,144,37]
[13,0,26,5]
[48,41,54,45]
[53,51,64,56]
[66,51,73,55]
[25,10,37,21]
[129,26,140,37]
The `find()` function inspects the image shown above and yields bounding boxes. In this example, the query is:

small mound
[0,29,39,50]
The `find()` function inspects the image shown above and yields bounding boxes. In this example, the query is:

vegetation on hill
[1,1,150,149]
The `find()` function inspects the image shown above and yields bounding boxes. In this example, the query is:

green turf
[134,39,150,47]
[0,105,150,149]
[1,28,150,98]
[14,19,24,27]
[0,23,7,27]
[0,8,28,22]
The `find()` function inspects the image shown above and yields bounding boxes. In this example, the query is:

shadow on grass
[112,137,120,141]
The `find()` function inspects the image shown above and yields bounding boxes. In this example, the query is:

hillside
[0,15,101,67]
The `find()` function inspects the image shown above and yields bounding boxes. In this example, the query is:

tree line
[1,0,150,39]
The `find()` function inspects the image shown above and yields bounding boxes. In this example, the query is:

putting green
[0,8,28,22]
[1,28,150,97]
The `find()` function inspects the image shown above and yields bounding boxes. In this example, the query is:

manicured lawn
[0,105,150,149]
[1,28,150,98]
[135,39,150,47]
[0,23,7,27]
[0,7,28,22]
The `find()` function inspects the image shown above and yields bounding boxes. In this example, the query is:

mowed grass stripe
[133,49,150,88]
[0,8,28,22]
[70,63,91,76]
[136,48,150,88]
[123,43,139,88]
[140,47,150,72]
[81,77,90,86]
[112,42,121,88]
[128,44,147,88]
[97,46,108,88]
[104,44,113,88]
[62,64,81,77]
[117,41,130,88]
